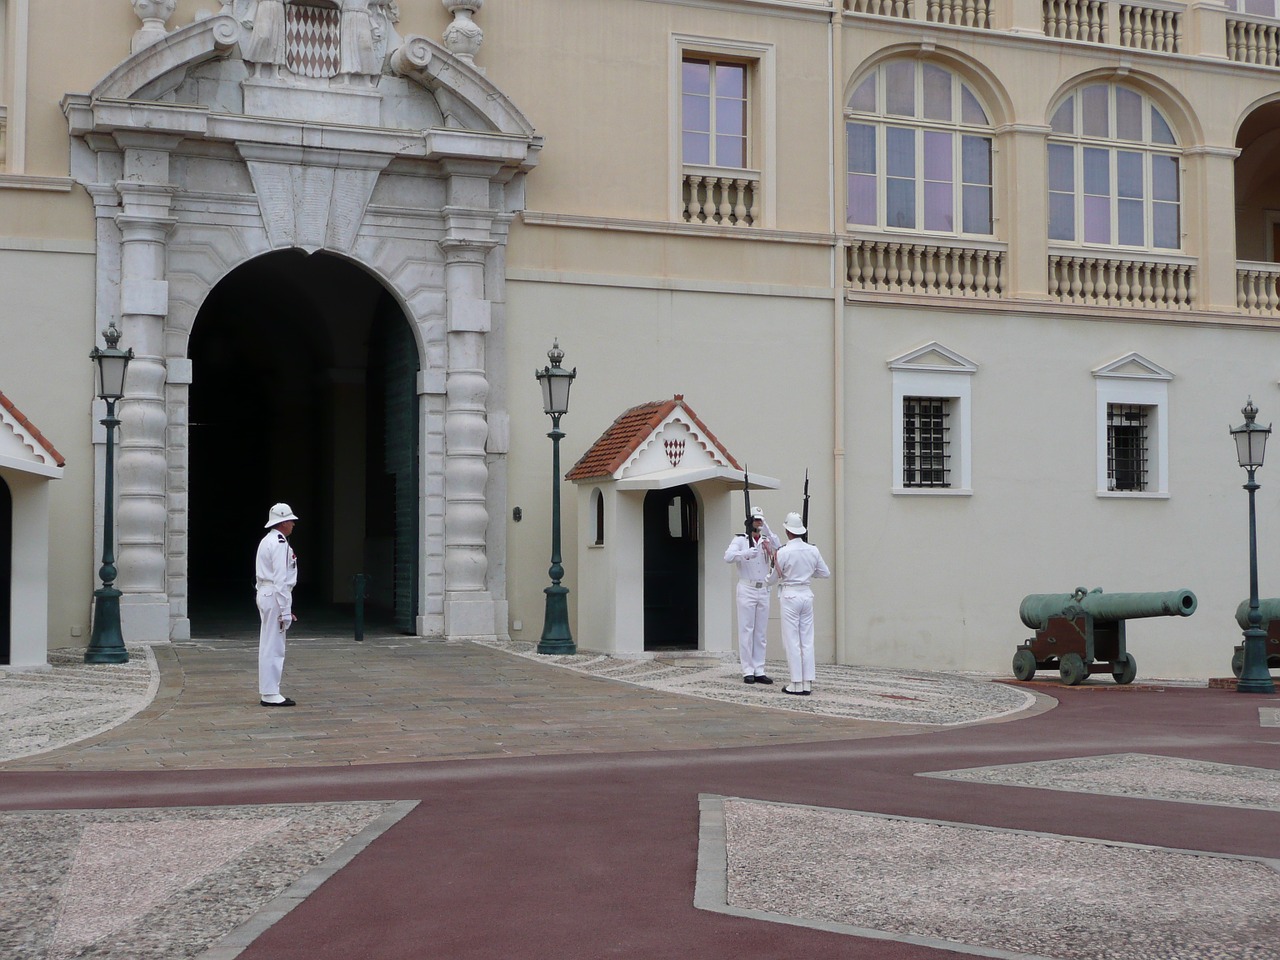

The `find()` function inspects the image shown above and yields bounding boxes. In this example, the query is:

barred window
[903,397,951,488]
[1108,403,1150,491]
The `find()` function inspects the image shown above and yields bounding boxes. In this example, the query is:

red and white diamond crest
[286,6,341,79]
[664,439,686,468]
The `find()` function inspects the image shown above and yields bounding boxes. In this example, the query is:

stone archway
[186,249,419,635]
[66,11,540,642]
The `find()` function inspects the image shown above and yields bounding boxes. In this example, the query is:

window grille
[1107,403,1149,491]
[903,397,951,488]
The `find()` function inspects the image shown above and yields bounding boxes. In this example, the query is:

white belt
[779,583,810,593]
[256,580,275,589]
[739,579,768,589]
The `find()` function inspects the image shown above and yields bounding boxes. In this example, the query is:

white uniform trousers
[779,585,816,684]
[735,580,771,677]
[257,587,288,697]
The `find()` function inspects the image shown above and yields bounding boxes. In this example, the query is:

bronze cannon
[1230,599,1280,677]
[1013,587,1197,686]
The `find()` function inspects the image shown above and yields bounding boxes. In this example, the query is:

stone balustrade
[1227,13,1280,65]
[1048,251,1195,309]
[1236,262,1280,315]
[1044,0,1107,40]
[846,237,1005,297]
[682,167,760,227]
[1118,2,1181,51]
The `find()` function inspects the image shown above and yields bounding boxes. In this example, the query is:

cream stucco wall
[0,245,96,649]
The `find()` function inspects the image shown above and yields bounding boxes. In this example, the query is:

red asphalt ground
[3,685,1279,959]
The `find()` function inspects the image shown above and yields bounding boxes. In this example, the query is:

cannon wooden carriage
[1013,587,1198,686]
[1230,599,1280,677]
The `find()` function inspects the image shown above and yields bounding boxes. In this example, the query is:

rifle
[743,467,752,539]
[801,469,810,542]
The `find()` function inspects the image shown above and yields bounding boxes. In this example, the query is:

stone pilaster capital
[439,236,497,262]
[115,213,178,242]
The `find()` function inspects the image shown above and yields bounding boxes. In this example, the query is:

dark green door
[643,485,698,650]
[367,301,419,634]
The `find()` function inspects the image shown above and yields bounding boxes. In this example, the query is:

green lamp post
[85,321,133,665]
[535,339,576,655]
[1231,397,1275,694]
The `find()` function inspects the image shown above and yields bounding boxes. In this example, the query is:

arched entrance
[643,484,699,650]
[0,475,10,663]
[187,250,418,634]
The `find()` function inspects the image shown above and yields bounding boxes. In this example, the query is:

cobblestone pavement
[3,631,1274,960]
[0,635,1047,771]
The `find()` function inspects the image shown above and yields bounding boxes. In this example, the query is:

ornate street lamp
[1231,397,1275,694]
[535,339,576,655]
[85,321,133,664]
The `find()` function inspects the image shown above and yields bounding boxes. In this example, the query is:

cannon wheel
[1012,648,1037,681]
[1111,653,1137,685]
[1232,648,1244,678]
[1059,653,1087,686]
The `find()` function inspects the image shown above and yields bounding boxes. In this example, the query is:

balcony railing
[1237,261,1280,316]
[846,237,1005,297]
[1227,13,1280,65]
[682,166,760,227]
[1044,0,1107,41]
[845,0,993,27]
[1048,251,1195,309]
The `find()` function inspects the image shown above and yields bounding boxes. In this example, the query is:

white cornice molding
[635,0,834,22]
[0,174,74,192]
[520,210,834,246]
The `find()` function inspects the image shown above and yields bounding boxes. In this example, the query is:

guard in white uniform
[773,511,830,696]
[256,502,299,706]
[724,506,781,684]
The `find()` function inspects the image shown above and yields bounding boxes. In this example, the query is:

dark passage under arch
[187,250,418,636]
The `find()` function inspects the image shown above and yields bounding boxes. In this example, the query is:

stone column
[114,134,178,642]
[439,234,497,638]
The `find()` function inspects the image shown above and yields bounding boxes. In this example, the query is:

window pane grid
[845,61,993,237]
[903,397,952,488]
[1047,84,1181,252]
[1107,404,1149,492]
[682,57,748,170]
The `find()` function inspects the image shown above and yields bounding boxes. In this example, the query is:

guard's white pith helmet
[265,503,299,528]
[750,506,765,521]
[784,512,806,535]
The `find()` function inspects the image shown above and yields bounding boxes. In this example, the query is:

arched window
[846,60,994,236]
[1047,83,1180,250]
[592,488,605,545]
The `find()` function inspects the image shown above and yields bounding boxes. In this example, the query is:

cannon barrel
[1234,598,1280,630]
[1020,588,1197,630]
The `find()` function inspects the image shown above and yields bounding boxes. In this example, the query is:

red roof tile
[0,390,67,468]
[566,394,741,481]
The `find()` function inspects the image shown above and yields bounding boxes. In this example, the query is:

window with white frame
[673,36,773,228]
[1094,354,1171,497]
[846,60,994,236]
[889,343,976,495]
[1048,84,1181,250]
[682,57,747,170]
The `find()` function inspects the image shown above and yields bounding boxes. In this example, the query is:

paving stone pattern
[923,753,1280,811]
[720,797,1280,959]
[1,802,401,960]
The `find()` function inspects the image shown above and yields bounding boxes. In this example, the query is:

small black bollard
[353,573,370,643]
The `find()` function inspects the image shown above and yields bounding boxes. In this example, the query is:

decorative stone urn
[441,0,484,66]
[130,0,177,53]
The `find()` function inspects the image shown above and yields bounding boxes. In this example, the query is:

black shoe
[260,697,297,707]
[782,686,810,696]
[743,676,756,684]
[754,675,774,685]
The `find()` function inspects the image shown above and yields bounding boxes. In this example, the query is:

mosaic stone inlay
[922,753,1280,811]
[476,640,1035,726]
[1,802,411,960]
[714,797,1280,959]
